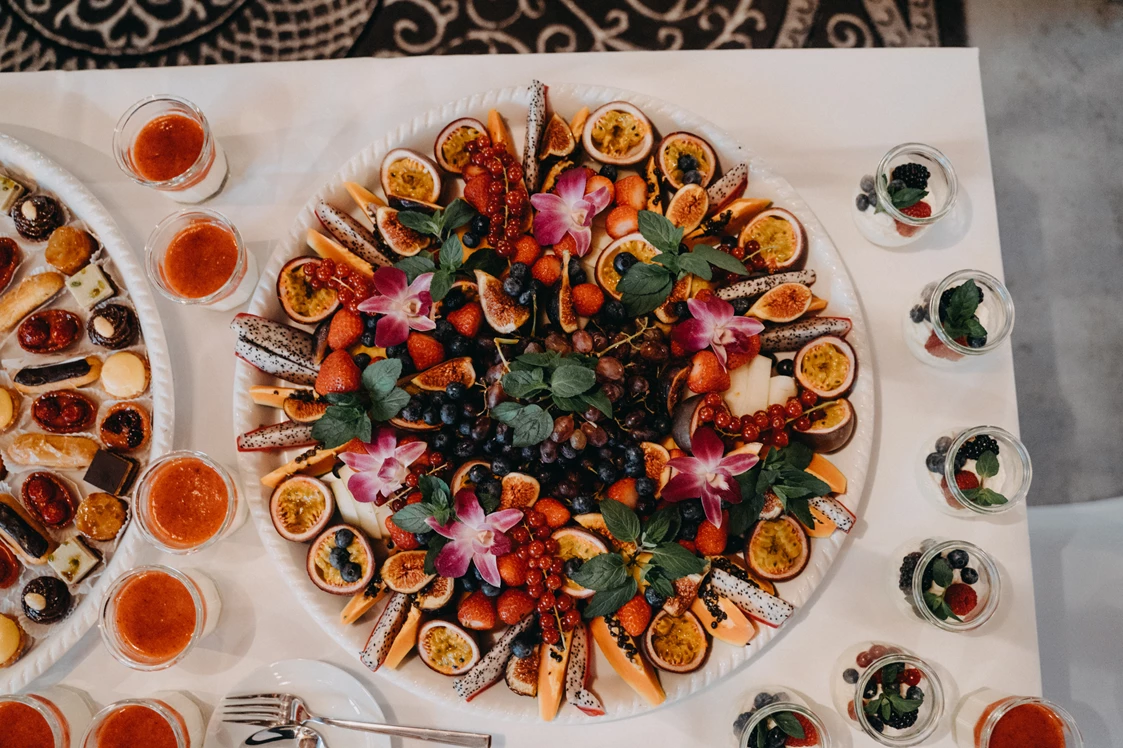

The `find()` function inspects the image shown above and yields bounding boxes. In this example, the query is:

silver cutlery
[245,724,327,748]
[224,692,491,748]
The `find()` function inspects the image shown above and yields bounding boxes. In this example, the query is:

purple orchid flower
[357,266,435,348]
[425,490,523,586]
[339,428,428,505]
[671,297,764,369]
[529,167,612,258]
[662,427,759,527]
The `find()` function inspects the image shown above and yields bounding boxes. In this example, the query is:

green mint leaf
[511,404,553,447]
[675,251,713,281]
[649,541,708,579]
[392,503,435,533]
[600,498,641,544]
[775,468,831,499]
[429,268,454,303]
[490,401,524,424]
[646,568,676,599]
[637,210,684,256]
[311,405,371,448]
[888,693,924,713]
[924,591,947,619]
[582,578,637,620]
[501,369,547,398]
[324,392,364,408]
[515,351,561,368]
[772,711,805,739]
[396,210,439,237]
[689,244,750,276]
[461,247,505,277]
[550,363,597,397]
[727,496,758,538]
[642,505,680,548]
[931,557,954,588]
[618,261,674,296]
[882,700,891,722]
[786,497,817,530]
[368,387,409,422]
[943,280,982,329]
[777,442,815,470]
[424,536,448,575]
[755,723,767,748]
[362,357,403,398]
[439,199,475,237]
[419,475,453,510]
[580,389,613,419]
[568,552,627,591]
[394,254,436,283]
[438,233,464,271]
[963,317,988,339]
[623,285,674,317]
[972,487,1008,507]
[942,601,963,622]
[551,394,587,412]
[889,186,928,210]
[478,488,500,513]
[975,450,1000,479]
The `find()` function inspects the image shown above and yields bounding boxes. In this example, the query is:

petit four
[0,388,17,431]
[0,272,65,331]
[10,194,65,241]
[99,402,151,452]
[21,576,72,624]
[31,390,98,434]
[0,541,19,589]
[21,472,77,528]
[45,225,94,275]
[65,263,115,309]
[0,174,26,212]
[0,492,53,564]
[100,351,149,398]
[86,304,139,350]
[7,433,100,470]
[83,449,139,495]
[47,536,101,584]
[17,309,83,353]
[0,236,20,292]
[75,492,128,542]
[13,356,102,395]
[0,613,28,668]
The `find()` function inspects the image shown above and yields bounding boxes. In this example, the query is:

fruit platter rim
[232,82,875,723]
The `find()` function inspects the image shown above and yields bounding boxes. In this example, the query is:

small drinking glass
[919,426,1032,516]
[83,694,203,748]
[134,450,242,554]
[904,269,1015,368]
[891,538,1002,632]
[113,95,228,203]
[853,143,958,247]
[145,209,258,311]
[954,691,1081,748]
[732,685,832,747]
[0,688,92,748]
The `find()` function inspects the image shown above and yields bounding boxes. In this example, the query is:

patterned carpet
[0,0,966,71]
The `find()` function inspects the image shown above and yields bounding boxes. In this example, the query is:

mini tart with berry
[99,402,151,452]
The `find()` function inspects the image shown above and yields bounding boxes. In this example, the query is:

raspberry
[899,201,933,219]
[785,712,820,746]
[944,583,978,616]
[954,471,980,491]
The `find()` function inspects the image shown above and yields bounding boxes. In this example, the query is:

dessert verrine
[853,143,957,248]
[904,270,1014,368]
[99,565,219,670]
[113,95,228,203]
[83,694,203,748]
[894,539,1000,632]
[955,691,1081,748]
[134,451,238,553]
[731,686,830,747]
[919,427,1031,516]
[145,209,257,311]
[0,686,92,748]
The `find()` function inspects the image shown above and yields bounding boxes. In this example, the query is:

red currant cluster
[465,136,529,258]
[697,389,823,448]
[301,258,374,312]
[508,509,582,645]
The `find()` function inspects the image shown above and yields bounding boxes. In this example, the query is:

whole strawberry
[895,200,932,237]
[616,593,652,638]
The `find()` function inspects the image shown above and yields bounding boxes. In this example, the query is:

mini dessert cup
[731,685,831,747]
[853,143,958,248]
[831,642,945,746]
[954,690,1081,748]
[134,450,242,553]
[904,270,1015,368]
[83,693,203,748]
[145,209,258,311]
[99,565,221,671]
[113,95,228,203]
[0,686,92,748]
[919,426,1032,516]
[892,539,1001,632]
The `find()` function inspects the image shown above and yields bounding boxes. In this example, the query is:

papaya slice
[306,229,374,279]
[691,593,757,647]
[590,616,664,707]
[806,453,847,494]
[384,603,422,669]
[538,628,571,721]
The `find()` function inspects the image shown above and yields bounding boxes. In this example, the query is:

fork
[223,693,492,747]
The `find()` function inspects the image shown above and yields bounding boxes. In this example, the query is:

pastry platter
[233,83,874,723]
[0,133,174,692]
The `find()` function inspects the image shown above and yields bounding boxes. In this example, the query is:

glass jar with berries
[892,538,1002,632]
[904,269,1015,368]
[831,641,946,745]
[731,685,831,748]
[853,143,958,248]
[918,426,1032,516]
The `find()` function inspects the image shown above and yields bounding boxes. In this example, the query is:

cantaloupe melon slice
[590,616,664,707]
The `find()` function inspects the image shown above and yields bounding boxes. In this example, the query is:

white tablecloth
[0,49,1037,747]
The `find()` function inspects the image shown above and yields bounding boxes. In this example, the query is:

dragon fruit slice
[710,567,795,629]
[231,313,318,368]
[235,338,318,386]
[760,317,852,353]
[706,162,748,215]
[716,269,817,301]
[810,496,856,533]
[360,592,411,672]
[523,80,547,192]
[315,201,394,268]
[565,623,604,717]
[236,420,317,452]
[453,615,534,701]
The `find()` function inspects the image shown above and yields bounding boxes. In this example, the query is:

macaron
[101,351,149,399]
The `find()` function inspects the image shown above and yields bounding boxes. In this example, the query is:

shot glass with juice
[145,209,258,311]
[134,450,242,554]
[83,694,203,748]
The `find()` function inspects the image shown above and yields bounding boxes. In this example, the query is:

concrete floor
[968,0,1123,505]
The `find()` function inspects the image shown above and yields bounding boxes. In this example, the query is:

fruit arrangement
[234,82,870,720]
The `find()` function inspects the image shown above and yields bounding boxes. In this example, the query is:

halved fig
[582,101,654,166]
[644,156,664,214]
[311,318,331,364]
[643,610,708,673]
[505,644,540,697]
[641,442,671,494]
[307,524,374,595]
[671,394,704,451]
[499,472,540,510]
[656,132,718,190]
[271,475,334,542]
[661,573,704,617]
[418,620,480,676]
[277,257,339,324]
[476,270,530,334]
[411,357,476,392]
[740,208,807,272]
[794,335,855,399]
[707,162,749,214]
[434,118,486,175]
[283,394,328,423]
[539,113,575,160]
[416,576,455,610]
[748,282,813,323]
[665,184,709,234]
[376,207,431,257]
[380,148,442,203]
[796,398,855,453]
[745,516,810,582]
[382,549,436,593]
[557,255,579,333]
[662,364,690,416]
[654,274,692,324]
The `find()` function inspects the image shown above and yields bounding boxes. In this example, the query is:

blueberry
[672,300,690,318]
[400,404,422,422]
[906,686,925,702]
[414,531,432,546]
[624,460,646,478]
[602,299,626,323]
[459,574,478,592]
[511,634,536,659]
[677,153,698,172]
[462,232,480,249]
[567,262,587,285]
[681,501,704,521]
[954,450,968,472]
[454,440,475,458]
[491,457,512,476]
[447,336,472,357]
[563,558,583,577]
[678,521,698,540]
[510,262,530,281]
[613,251,637,275]
[888,178,906,193]
[910,304,927,323]
[517,287,536,307]
[422,408,440,426]
[471,214,490,236]
[961,567,979,585]
[926,452,944,474]
[363,314,378,331]
[864,680,879,699]
[843,668,860,684]
[361,331,376,347]
[353,353,371,369]
[644,586,666,608]
[480,581,501,597]
[433,432,452,451]
[753,692,775,709]
[767,727,787,748]
[868,191,879,208]
[445,382,466,401]
[340,562,361,583]
[597,460,620,482]
[329,546,350,570]
[776,358,795,377]
[856,193,870,212]
[440,403,459,425]
[623,444,645,463]
[935,436,953,453]
[599,164,618,181]
[433,319,455,342]
[732,711,753,737]
[947,549,969,569]
[468,464,490,484]
[683,169,703,185]
[860,174,875,194]
[867,713,884,733]
[635,477,656,496]
[572,495,596,514]
[457,420,473,436]
[503,276,523,297]
[387,343,408,359]
[731,297,751,316]
[967,335,988,349]
[334,528,355,548]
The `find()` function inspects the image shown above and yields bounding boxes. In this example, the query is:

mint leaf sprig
[390,475,455,572]
[729,442,832,536]
[876,173,928,214]
[921,556,963,622]
[750,710,806,748]
[862,662,923,723]
[960,448,1007,507]
[311,357,410,448]
[939,279,987,341]
[396,198,475,240]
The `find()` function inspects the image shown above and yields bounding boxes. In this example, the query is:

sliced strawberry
[606,478,638,509]
[315,350,360,394]
[327,308,364,350]
[384,514,420,550]
[407,332,445,372]
[687,350,731,393]
[895,200,932,237]
[924,330,963,361]
[446,302,483,338]
[463,175,493,213]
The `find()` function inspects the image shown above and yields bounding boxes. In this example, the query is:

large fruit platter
[233,83,873,722]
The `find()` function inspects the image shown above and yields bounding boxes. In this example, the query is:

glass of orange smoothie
[0,687,92,748]
[99,565,220,671]
[145,210,258,311]
[113,95,228,203]
[134,450,241,554]
[83,695,203,748]
[955,690,1081,748]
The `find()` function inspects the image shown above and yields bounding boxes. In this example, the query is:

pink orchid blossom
[662,427,759,528]
[340,428,428,505]
[529,167,612,258]
[357,267,435,347]
[426,490,523,586]
[672,297,764,369]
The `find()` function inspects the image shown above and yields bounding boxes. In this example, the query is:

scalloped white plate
[0,133,175,693]
[233,84,874,723]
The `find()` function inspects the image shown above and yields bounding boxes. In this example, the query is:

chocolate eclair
[21,576,72,624]
[11,194,65,241]
[87,304,139,350]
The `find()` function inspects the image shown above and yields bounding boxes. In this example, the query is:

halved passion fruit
[375,207,431,257]
[381,549,436,594]
[794,335,855,399]
[643,610,708,673]
[307,524,374,595]
[551,527,610,599]
[433,118,486,175]
[664,184,709,234]
[582,101,654,166]
[748,282,813,323]
[656,132,718,190]
[418,620,480,676]
[271,475,334,542]
[796,398,855,454]
[277,257,339,324]
[594,232,657,301]
[380,148,442,203]
[740,208,807,271]
[745,516,810,582]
